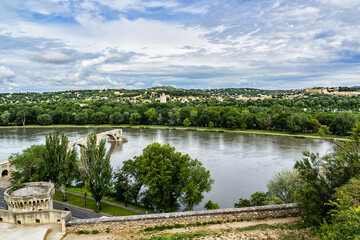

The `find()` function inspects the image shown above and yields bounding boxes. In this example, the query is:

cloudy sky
[0,0,360,92]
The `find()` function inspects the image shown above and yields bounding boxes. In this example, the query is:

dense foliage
[267,169,300,204]
[294,123,360,224]
[113,143,214,212]
[317,178,360,239]
[1,88,360,136]
[9,132,213,213]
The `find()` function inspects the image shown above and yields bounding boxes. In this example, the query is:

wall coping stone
[67,203,297,226]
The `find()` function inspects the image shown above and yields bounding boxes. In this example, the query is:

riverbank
[0,124,349,141]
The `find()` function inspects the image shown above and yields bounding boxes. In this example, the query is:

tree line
[1,97,360,135]
[9,131,214,213]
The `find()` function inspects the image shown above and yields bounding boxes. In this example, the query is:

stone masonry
[67,204,299,234]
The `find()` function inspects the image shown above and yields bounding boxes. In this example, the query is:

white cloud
[35,52,73,64]
[0,0,360,91]
[0,66,15,78]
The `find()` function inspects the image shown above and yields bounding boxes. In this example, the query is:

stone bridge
[0,160,13,188]
[67,129,128,150]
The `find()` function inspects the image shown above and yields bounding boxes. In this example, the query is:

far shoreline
[0,124,349,141]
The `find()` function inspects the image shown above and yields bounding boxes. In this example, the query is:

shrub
[294,123,360,224]
[267,169,300,203]
[76,230,89,235]
[317,178,360,239]
[234,198,251,208]
[204,200,220,210]
[235,191,273,207]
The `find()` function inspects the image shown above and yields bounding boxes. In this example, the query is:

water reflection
[108,141,125,154]
[0,127,332,210]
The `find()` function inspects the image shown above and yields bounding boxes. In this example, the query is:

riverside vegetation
[8,124,360,238]
[9,131,214,213]
[1,87,360,136]
[233,123,360,239]
[4,86,360,238]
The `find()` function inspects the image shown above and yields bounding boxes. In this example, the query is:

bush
[76,230,89,235]
[234,198,251,208]
[317,178,360,239]
[267,169,300,203]
[204,200,220,210]
[294,123,360,224]
[235,191,273,207]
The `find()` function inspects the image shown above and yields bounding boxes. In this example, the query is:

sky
[0,0,360,92]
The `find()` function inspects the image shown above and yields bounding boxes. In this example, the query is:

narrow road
[65,190,146,214]
[0,188,6,210]
[53,201,108,219]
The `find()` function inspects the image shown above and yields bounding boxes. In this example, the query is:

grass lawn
[54,190,138,216]
[66,187,157,214]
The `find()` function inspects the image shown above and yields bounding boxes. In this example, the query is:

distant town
[1,86,359,105]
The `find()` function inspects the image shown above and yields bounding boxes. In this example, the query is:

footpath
[65,191,146,215]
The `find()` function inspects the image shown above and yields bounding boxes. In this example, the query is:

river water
[0,127,332,210]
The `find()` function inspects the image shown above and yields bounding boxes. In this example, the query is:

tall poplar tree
[44,130,78,201]
[79,133,113,212]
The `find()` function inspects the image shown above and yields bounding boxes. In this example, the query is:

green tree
[78,133,113,212]
[109,112,124,124]
[16,106,29,126]
[183,118,190,127]
[0,110,11,125]
[181,159,214,211]
[144,108,158,125]
[267,169,300,203]
[316,125,332,137]
[330,112,357,135]
[113,168,131,206]
[43,130,78,201]
[294,123,360,224]
[121,157,147,206]
[234,198,251,208]
[235,191,273,207]
[37,114,53,125]
[9,145,47,183]
[91,112,108,124]
[204,200,220,210]
[75,112,88,125]
[129,112,141,125]
[123,143,214,212]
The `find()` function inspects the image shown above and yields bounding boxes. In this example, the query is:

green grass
[65,187,156,213]
[237,224,279,232]
[139,231,207,240]
[54,190,138,216]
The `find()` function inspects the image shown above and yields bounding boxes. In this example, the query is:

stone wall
[0,160,14,188]
[4,182,55,212]
[0,209,71,232]
[67,204,299,234]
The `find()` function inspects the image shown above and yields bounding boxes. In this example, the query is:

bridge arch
[67,129,128,151]
[2,169,8,178]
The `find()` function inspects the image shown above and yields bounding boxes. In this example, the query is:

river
[0,127,332,210]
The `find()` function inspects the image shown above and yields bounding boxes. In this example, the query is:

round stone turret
[4,182,55,212]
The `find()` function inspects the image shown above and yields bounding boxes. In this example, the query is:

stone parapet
[67,204,299,234]
[4,182,55,212]
[0,209,71,232]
